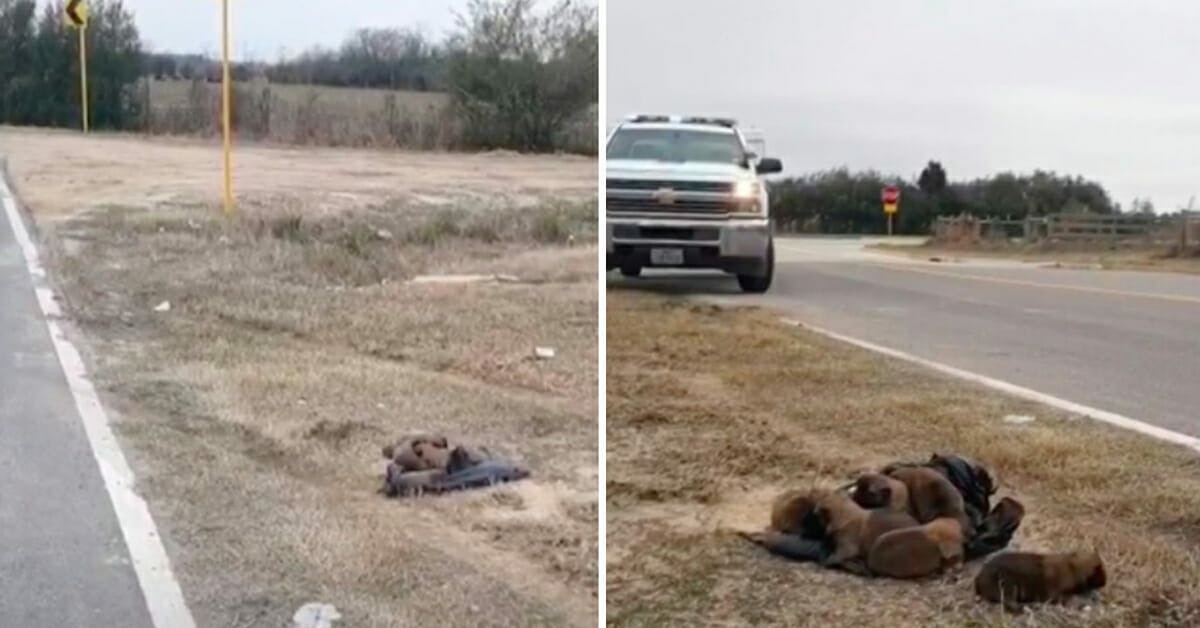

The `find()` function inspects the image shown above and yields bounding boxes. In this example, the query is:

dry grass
[7,133,599,627]
[149,79,451,111]
[871,240,1200,275]
[139,79,598,154]
[0,126,596,220]
[606,290,1200,627]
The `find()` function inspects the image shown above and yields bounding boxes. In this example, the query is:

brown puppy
[867,516,965,579]
[381,433,451,471]
[413,440,451,470]
[852,473,910,514]
[769,489,818,535]
[381,432,450,459]
[885,466,973,538]
[974,550,1107,609]
[814,490,922,573]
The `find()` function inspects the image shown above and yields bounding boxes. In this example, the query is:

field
[0,126,599,627]
[606,289,1200,627]
[140,79,597,153]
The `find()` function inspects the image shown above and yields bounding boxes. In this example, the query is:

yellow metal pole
[221,0,233,216]
[79,25,89,133]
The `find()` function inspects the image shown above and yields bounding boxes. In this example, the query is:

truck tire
[736,240,774,294]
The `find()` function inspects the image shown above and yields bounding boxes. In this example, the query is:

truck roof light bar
[622,114,740,128]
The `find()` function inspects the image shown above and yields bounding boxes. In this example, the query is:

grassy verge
[606,290,1200,627]
[41,196,599,627]
[870,241,1200,274]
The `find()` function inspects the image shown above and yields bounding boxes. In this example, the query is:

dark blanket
[750,453,1019,563]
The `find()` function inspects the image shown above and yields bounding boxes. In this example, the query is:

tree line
[145,27,447,92]
[770,161,1128,235]
[0,0,598,153]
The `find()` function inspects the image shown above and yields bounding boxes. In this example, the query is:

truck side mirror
[756,157,782,175]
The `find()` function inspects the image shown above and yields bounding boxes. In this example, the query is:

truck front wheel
[736,240,774,294]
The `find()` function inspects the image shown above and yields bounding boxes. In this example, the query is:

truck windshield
[606,128,746,165]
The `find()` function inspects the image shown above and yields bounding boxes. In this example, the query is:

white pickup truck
[604,114,783,293]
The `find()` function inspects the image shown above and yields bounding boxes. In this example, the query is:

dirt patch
[7,132,598,627]
[606,291,1200,627]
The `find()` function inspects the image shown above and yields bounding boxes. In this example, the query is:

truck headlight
[732,179,759,199]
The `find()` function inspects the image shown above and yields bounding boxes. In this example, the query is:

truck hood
[606,159,751,182]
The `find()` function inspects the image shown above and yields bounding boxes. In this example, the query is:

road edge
[0,158,197,628]
[780,317,1200,454]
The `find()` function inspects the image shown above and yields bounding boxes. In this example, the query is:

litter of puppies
[377,432,531,497]
[739,452,1106,610]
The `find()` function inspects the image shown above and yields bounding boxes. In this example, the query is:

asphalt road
[608,236,1200,439]
[0,195,154,625]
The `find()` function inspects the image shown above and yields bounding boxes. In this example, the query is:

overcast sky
[114,0,474,60]
[607,0,1200,212]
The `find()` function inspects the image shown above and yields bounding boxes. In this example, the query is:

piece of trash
[376,228,394,241]
[1003,414,1036,425]
[293,602,341,628]
[153,301,171,313]
[534,346,556,359]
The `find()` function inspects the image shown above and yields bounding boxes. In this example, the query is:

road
[608,236,1200,439]
[0,183,155,625]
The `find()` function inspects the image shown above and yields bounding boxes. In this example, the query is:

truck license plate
[650,248,684,266]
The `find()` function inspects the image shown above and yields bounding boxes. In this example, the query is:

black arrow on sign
[66,0,85,27]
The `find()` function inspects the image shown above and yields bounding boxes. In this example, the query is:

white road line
[0,167,196,628]
[782,318,1200,453]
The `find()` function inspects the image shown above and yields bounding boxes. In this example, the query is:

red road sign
[881,186,900,204]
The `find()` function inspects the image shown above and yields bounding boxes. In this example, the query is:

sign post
[881,185,900,236]
[221,0,234,216]
[65,0,88,133]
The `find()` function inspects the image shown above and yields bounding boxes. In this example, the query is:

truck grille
[606,179,733,193]
[606,196,728,215]
[611,225,720,241]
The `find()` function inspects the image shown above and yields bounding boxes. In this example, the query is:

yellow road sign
[65,0,87,28]
[883,201,898,214]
